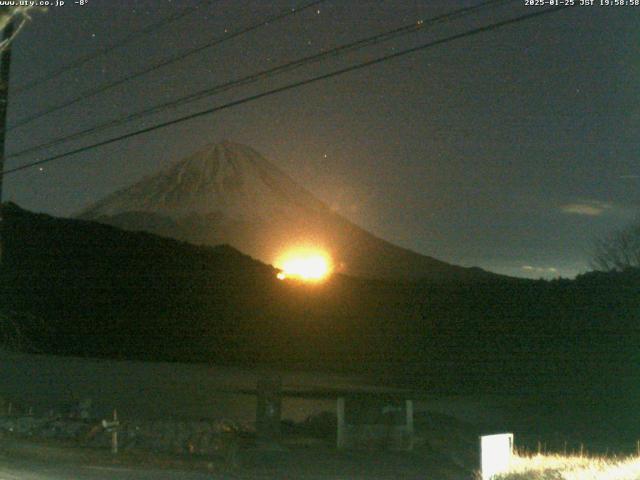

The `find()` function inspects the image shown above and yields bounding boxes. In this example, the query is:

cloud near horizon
[522,265,559,275]
[560,200,613,216]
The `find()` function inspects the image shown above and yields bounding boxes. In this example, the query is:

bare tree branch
[591,220,640,271]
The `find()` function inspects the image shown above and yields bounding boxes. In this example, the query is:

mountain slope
[78,141,495,281]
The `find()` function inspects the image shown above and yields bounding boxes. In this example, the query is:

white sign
[480,433,513,480]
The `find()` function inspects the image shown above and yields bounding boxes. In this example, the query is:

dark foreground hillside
[1,203,639,440]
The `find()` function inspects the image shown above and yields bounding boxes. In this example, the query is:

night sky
[4,0,639,278]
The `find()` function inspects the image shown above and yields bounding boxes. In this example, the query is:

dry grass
[494,452,640,480]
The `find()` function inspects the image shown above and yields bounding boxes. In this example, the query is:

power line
[8,0,327,131]
[13,1,214,95]
[7,0,513,161]
[2,5,572,177]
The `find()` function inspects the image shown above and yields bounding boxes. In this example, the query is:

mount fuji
[79,141,493,281]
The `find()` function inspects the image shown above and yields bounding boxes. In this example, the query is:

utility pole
[0,18,14,262]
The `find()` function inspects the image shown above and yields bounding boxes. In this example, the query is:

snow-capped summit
[80,141,494,281]
[80,141,328,222]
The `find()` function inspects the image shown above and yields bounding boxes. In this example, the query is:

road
[0,448,470,480]
[0,456,222,480]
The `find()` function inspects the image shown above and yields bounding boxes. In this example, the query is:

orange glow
[275,248,332,282]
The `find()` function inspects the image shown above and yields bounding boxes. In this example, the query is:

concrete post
[405,399,414,450]
[256,372,282,445]
[111,409,118,454]
[336,397,346,449]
